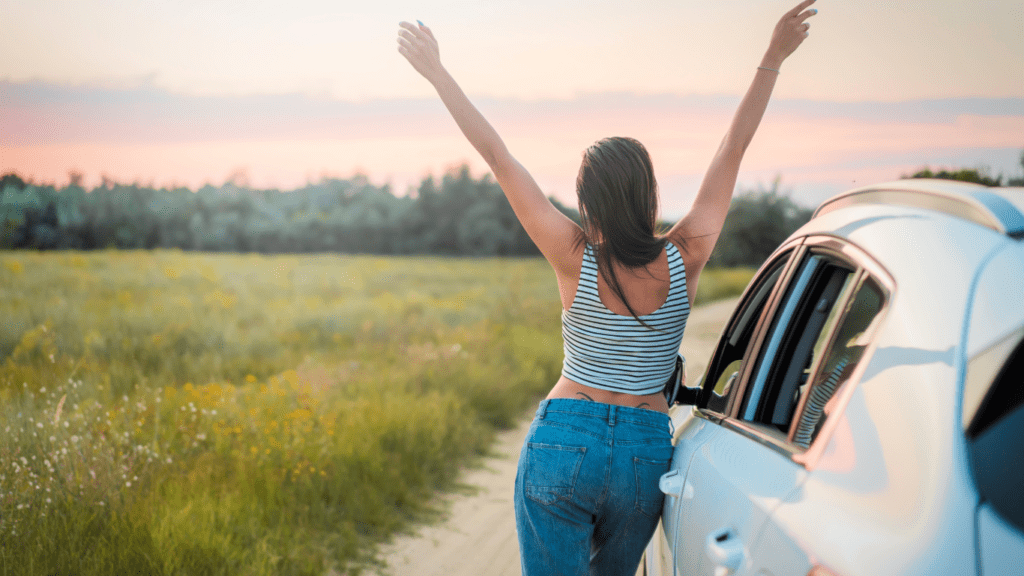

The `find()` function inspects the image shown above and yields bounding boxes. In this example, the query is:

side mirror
[666,355,703,406]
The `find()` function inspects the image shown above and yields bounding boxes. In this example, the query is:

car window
[740,253,855,426]
[737,250,886,447]
[790,278,885,447]
[701,252,792,415]
[966,334,1024,532]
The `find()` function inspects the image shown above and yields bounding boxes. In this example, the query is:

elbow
[480,149,502,171]
[482,147,515,178]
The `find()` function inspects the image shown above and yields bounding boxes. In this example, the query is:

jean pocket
[524,443,587,506]
[634,456,671,518]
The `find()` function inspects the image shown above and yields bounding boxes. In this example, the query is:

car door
[745,243,892,576]
[661,237,892,576]
[646,243,799,576]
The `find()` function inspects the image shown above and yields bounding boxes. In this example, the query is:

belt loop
[608,404,617,426]
[538,400,549,420]
[668,418,676,436]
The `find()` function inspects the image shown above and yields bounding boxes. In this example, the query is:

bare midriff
[548,375,669,414]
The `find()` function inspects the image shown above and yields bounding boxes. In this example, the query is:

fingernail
[812,9,818,14]
[417,20,424,26]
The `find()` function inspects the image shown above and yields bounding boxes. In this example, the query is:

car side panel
[748,216,993,575]
[965,240,1024,358]
[646,409,711,576]
[668,420,807,576]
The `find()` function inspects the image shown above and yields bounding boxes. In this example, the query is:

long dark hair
[574,137,671,325]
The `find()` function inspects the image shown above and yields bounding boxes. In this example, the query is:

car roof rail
[814,179,1024,239]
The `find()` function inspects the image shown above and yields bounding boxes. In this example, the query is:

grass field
[0,250,754,575]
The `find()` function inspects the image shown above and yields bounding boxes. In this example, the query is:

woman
[397,2,816,574]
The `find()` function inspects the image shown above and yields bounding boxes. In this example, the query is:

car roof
[813,179,1024,239]
[784,178,1021,378]
[791,179,1024,429]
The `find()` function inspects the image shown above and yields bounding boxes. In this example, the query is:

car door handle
[705,527,745,575]
[659,470,695,499]
[659,470,682,496]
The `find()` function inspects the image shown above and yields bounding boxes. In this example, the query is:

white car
[645,179,1024,576]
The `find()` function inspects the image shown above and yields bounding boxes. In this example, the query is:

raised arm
[668,0,817,267]
[397,21,580,274]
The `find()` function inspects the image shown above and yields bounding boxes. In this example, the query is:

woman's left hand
[397,21,445,85]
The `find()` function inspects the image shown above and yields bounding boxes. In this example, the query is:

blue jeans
[514,399,673,576]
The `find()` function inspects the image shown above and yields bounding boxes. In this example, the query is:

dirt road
[373,297,739,576]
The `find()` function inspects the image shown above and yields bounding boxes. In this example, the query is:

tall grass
[0,251,752,575]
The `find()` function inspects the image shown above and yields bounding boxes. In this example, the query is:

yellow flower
[285,409,312,421]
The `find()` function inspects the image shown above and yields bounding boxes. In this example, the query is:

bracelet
[757,66,780,73]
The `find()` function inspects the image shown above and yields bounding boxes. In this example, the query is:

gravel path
[372,297,740,576]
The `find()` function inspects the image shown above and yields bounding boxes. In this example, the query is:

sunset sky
[2,0,1022,214]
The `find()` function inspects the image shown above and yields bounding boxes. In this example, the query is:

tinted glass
[791,278,884,447]
[968,336,1024,532]
[741,254,857,429]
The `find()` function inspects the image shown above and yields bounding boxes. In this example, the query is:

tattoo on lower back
[635,402,651,409]
[576,392,595,402]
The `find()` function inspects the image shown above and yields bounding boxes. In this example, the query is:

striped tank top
[561,241,690,395]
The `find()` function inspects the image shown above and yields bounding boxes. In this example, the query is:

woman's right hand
[763,0,818,69]
[397,21,445,85]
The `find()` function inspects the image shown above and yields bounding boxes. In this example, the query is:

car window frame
[694,235,894,469]
[697,238,805,422]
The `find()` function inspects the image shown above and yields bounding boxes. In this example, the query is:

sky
[2,0,1022,213]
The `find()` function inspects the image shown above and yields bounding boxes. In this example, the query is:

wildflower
[126,481,132,488]
[36,422,43,429]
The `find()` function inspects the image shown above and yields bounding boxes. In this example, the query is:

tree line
[0,166,813,266]
[0,167,548,256]
[5,153,1019,266]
